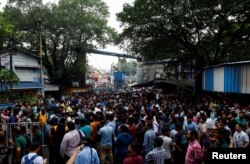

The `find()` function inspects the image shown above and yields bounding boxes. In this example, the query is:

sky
[0,0,135,71]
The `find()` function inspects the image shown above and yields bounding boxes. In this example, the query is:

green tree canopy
[0,68,20,91]
[0,13,14,49]
[2,0,118,87]
[117,0,250,70]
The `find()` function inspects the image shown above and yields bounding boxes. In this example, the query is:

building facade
[0,47,43,95]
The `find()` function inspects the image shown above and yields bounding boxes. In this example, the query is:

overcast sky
[0,0,135,71]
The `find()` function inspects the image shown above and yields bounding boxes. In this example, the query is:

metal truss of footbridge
[91,49,142,60]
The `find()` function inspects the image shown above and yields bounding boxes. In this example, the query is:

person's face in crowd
[169,116,173,122]
[32,127,38,134]
[222,113,227,119]
[239,112,244,119]
[186,130,193,141]
[146,121,152,128]
[151,111,157,116]
[235,124,242,132]
[128,144,133,153]
[227,114,232,120]
[209,129,216,141]
[141,109,146,116]
[213,130,221,140]
[187,117,193,123]
[214,120,219,127]
[218,122,225,129]
[41,109,46,114]
[0,129,4,137]
[199,118,205,124]
[213,111,218,117]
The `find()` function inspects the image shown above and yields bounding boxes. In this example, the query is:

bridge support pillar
[136,60,144,84]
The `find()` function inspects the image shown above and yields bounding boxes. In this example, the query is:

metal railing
[0,122,46,147]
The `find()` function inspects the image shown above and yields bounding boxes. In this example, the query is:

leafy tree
[0,68,20,91]
[117,0,250,71]
[0,14,14,49]
[2,0,118,87]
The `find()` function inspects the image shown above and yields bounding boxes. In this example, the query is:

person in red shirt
[123,142,143,164]
[127,117,137,141]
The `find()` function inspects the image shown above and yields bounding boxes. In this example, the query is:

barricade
[0,122,46,147]
[0,122,48,164]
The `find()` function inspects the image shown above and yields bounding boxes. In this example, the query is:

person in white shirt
[160,128,173,163]
[170,129,178,139]
[21,142,45,164]
[205,117,214,130]
[94,103,102,114]
[233,123,249,148]
[198,116,207,139]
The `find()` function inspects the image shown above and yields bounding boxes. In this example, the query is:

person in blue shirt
[98,120,115,164]
[72,137,100,164]
[115,124,132,164]
[185,113,198,132]
[143,116,156,155]
[79,118,91,138]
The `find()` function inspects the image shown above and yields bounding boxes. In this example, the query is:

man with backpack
[21,141,45,164]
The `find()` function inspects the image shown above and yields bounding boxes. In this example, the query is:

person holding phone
[67,137,100,164]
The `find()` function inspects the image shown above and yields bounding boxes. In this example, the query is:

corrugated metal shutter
[203,68,214,91]
[241,64,250,93]
[213,67,224,92]
[224,66,241,93]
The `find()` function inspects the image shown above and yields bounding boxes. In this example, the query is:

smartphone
[80,144,84,150]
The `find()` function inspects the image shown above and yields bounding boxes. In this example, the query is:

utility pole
[10,51,13,73]
[9,45,16,102]
[38,18,44,97]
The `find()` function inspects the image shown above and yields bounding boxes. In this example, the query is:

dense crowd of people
[0,89,250,164]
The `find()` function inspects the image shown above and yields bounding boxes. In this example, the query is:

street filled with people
[0,89,250,164]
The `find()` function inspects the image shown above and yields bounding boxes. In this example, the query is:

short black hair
[79,118,86,125]
[146,115,153,121]
[20,126,27,133]
[30,142,41,151]
[175,123,183,130]
[120,124,129,133]
[109,113,115,120]
[67,121,75,130]
[162,127,170,134]
[187,113,193,119]
[50,117,59,125]
[13,127,21,135]
[154,137,163,147]
[130,141,140,153]
[82,137,92,146]
[189,129,198,139]
[236,123,243,129]
[216,128,227,136]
